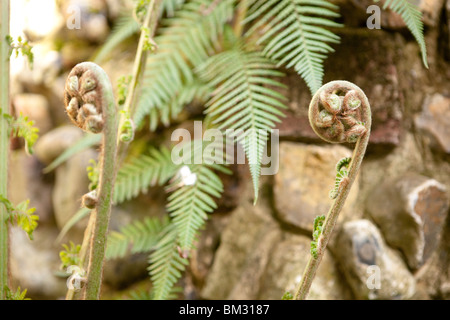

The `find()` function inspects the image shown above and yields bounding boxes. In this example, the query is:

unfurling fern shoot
[294,80,371,300]
[64,62,118,300]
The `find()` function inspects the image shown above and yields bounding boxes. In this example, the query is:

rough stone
[367,173,449,270]
[200,196,280,300]
[52,147,97,232]
[258,233,352,300]
[8,150,54,224]
[335,219,416,300]
[10,225,67,299]
[415,93,450,153]
[34,125,85,165]
[12,93,52,135]
[273,142,361,232]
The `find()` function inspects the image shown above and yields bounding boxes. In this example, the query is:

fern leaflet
[244,0,341,94]
[106,216,170,259]
[377,0,428,68]
[135,0,235,127]
[197,45,287,203]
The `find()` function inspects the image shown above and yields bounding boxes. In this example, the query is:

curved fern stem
[294,80,371,300]
[64,62,118,300]
[0,0,10,300]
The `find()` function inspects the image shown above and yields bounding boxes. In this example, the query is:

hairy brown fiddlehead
[64,62,118,300]
[294,80,371,300]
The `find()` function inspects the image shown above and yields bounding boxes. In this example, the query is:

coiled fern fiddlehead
[294,80,371,300]
[64,62,118,300]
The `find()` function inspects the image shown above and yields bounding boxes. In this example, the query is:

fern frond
[244,0,341,94]
[114,146,178,204]
[167,163,225,252]
[161,0,186,17]
[106,216,170,259]
[197,46,287,203]
[378,0,428,68]
[134,0,235,127]
[149,79,213,131]
[148,223,189,300]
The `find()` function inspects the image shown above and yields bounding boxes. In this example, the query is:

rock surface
[335,219,416,300]
[415,93,450,153]
[273,142,360,232]
[367,173,449,270]
[258,233,351,300]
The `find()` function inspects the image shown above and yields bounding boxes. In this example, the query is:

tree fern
[244,0,341,94]
[114,146,178,204]
[377,0,428,68]
[197,45,288,202]
[134,0,235,127]
[106,216,170,259]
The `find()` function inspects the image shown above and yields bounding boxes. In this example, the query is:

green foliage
[134,0,235,127]
[198,44,287,202]
[117,75,133,106]
[87,159,99,191]
[244,0,341,94]
[148,223,189,300]
[0,196,38,240]
[310,214,325,259]
[329,157,350,199]
[6,35,34,68]
[3,112,39,155]
[106,216,170,259]
[59,242,81,270]
[4,286,30,300]
[114,146,178,204]
[282,291,293,300]
[119,110,135,143]
[376,0,428,68]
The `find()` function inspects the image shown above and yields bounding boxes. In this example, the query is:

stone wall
[7,0,450,299]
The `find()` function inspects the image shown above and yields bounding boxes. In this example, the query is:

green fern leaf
[167,163,225,251]
[377,0,428,68]
[4,286,30,300]
[106,216,170,259]
[59,242,81,270]
[134,0,235,127]
[148,223,189,300]
[0,196,38,240]
[161,0,186,17]
[197,46,287,203]
[114,146,178,204]
[244,0,341,94]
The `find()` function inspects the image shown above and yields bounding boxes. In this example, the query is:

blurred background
[6,0,450,299]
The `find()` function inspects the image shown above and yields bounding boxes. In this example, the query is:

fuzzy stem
[84,69,117,300]
[0,0,10,300]
[294,81,371,300]
[64,62,118,299]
